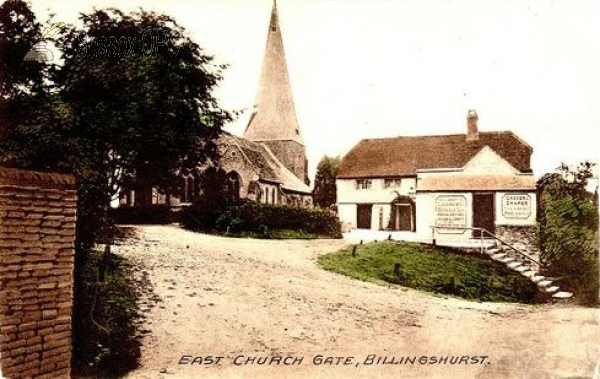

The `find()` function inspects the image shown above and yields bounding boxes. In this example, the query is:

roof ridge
[339,130,533,178]
[361,130,518,142]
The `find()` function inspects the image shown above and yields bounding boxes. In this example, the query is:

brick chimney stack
[466,109,479,141]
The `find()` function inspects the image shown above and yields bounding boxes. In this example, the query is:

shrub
[72,249,141,378]
[537,162,599,306]
[110,205,175,224]
[181,200,342,238]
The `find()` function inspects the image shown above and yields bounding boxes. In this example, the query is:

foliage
[182,200,342,238]
[537,161,599,305]
[110,204,175,224]
[0,0,47,100]
[318,242,541,303]
[0,3,233,375]
[72,249,141,378]
[178,166,230,229]
[0,5,232,250]
[224,229,319,240]
[313,155,340,208]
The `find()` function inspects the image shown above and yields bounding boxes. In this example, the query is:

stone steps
[544,286,560,293]
[485,246,573,300]
[552,291,573,299]
[531,275,546,283]
[506,262,523,269]
[537,280,553,288]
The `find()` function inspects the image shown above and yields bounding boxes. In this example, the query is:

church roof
[243,0,304,145]
[337,131,533,179]
[220,132,311,194]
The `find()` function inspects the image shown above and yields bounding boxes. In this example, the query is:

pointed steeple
[243,0,309,184]
[244,0,303,145]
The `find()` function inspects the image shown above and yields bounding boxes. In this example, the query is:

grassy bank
[318,242,542,303]
[72,248,142,378]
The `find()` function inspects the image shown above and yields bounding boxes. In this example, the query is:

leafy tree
[2,7,232,249]
[537,161,599,305]
[0,0,47,99]
[0,5,233,372]
[0,0,50,141]
[313,155,340,208]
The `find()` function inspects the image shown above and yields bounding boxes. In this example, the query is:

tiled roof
[337,132,532,179]
[220,132,311,194]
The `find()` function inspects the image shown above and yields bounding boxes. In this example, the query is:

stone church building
[336,110,538,243]
[120,1,312,208]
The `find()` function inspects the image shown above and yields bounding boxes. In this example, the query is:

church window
[180,175,195,203]
[225,171,241,201]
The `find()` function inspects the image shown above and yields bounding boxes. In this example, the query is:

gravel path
[115,225,598,379]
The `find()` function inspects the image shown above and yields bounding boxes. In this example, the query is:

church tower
[244,0,309,184]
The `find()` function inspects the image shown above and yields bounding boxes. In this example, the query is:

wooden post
[394,263,401,276]
[352,246,357,257]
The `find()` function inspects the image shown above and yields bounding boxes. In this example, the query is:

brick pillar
[0,168,77,379]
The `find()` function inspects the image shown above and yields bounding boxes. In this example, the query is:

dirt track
[116,225,598,379]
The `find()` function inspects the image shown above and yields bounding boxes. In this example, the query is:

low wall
[495,225,539,257]
[0,167,77,379]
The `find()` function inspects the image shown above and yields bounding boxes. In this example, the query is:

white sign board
[435,195,467,233]
[502,194,532,219]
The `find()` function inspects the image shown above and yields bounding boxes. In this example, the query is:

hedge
[110,205,175,224]
[181,200,342,238]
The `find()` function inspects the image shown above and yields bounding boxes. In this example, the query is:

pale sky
[31,0,599,182]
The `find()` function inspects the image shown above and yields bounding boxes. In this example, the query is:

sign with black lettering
[435,195,467,233]
[502,194,531,219]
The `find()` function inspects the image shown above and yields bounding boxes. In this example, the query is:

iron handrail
[430,225,543,267]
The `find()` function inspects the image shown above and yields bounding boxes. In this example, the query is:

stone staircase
[483,244,573,300]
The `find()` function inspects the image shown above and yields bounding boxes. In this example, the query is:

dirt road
[116,225,598,379]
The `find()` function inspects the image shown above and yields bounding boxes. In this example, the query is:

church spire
[243,0,303,145]
[243,0,309,184]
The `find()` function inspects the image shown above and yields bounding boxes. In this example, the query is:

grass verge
[222,228,319,239]
[72,248,142,378]
[318,241,543,303]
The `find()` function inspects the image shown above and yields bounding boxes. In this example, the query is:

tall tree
[1,7,233,251]
[0,0,46,98]
[0,0,49,140]
[313,155,340,208]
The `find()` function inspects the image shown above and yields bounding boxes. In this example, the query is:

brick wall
[0,168,77,379]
